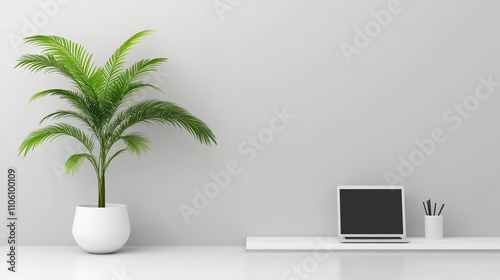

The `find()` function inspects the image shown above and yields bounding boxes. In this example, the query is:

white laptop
[337,186,409,243]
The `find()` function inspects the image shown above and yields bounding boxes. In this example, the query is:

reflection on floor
[0,246,499,280]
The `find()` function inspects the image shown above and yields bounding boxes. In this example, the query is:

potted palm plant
[16,30,216,253]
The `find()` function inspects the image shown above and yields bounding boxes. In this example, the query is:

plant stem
[98,147,106,208]
[99,171,105,207]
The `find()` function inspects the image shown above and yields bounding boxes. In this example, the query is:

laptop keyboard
[345,237,402,240]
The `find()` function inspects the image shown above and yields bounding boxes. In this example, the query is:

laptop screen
[339,189,404,234]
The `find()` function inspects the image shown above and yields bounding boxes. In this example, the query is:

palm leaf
[30,89,85,105]
[16,54,72,78]
[119,82,162,102]
[19,123,95,157]
[101,30,154,93]
[108,58,167,103]
[16,53,95,99]
[120,133,150,156]
[103,82,161,119]
[65,153,97,175]
[29,89,98,129]
[103,59,166,112]
[39,110,94,127]
[23,35,98,98]
[24,35,97,77]
[31,88,93,116]
[108,100,216,146]
[116,58,167,86]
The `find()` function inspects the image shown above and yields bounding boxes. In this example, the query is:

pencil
[437,204,445,216]
[433,202,437,216]
[427,200,432,216]
[423,201,428,215]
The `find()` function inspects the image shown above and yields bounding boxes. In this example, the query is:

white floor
[1,246,499,280]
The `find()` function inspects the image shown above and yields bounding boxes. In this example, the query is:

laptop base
[339,236,410,243]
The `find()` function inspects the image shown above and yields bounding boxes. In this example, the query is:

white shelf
[246,236,500,251]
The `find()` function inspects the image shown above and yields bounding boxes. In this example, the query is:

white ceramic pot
[72,203,130,254]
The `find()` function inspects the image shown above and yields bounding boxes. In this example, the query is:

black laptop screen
[340,189,404,234]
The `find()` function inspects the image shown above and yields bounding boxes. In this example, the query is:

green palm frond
[23,36,97,97]
[24,35,97,79]
[30,89,94,122]
[16,53,95,98]
[65,153,97,175]
[108,100,216,146]
[105,58,167,108]
[19,123,95,157]
[116,58,167,85]
[16,54,72,78]
[120,133,150,156]
[30,88,85,104]
[39,110,94,127]
[120,82,162,101]
[103,82,161,120]
[101,30,154,93]
[88,68,104,94]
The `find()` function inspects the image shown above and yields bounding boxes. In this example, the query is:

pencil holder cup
[425,215,443,239]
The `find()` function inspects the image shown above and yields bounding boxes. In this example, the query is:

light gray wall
[1,0,500,245]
